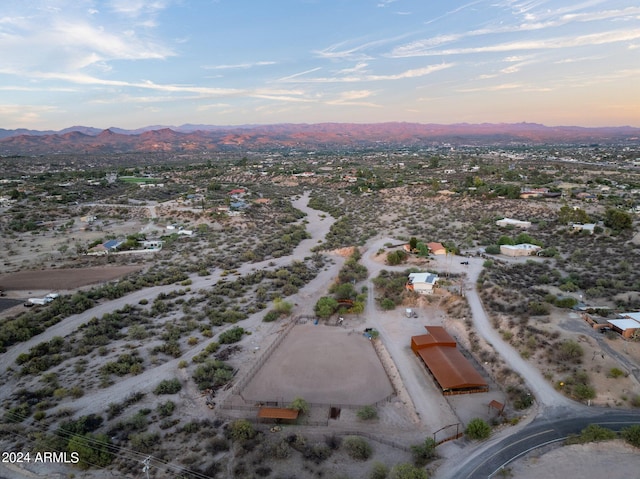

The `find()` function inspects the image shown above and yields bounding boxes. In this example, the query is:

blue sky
[1,0,639,129]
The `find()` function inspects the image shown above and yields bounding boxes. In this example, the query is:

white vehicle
[27,297,51,306]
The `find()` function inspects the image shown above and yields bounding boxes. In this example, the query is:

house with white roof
[499,243,541,257]
[607,312,640,339]
[406,272,439,294]
[496,218,531,229]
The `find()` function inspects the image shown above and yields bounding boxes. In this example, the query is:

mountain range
[1,122,639,155]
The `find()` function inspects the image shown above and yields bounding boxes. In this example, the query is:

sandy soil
[509,440,640,479]
[241,323,394,405]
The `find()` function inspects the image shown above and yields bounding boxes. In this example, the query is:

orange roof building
[411,326,488,395]
[257,407,299,422]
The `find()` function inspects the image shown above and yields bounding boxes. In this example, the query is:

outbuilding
[411,326,488,395]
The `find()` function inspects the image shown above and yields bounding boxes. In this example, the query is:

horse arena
[241,323,394,406]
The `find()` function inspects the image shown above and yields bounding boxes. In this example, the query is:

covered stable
[257,407,299,424]
[411,326,488,395]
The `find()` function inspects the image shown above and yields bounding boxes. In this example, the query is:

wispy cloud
[391,29,640,57]
[203,61,277,70]
[279,63,453,83]
[326,90,380,107]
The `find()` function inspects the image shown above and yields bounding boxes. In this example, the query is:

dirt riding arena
[241,323,394,406]
[0,266,143,291]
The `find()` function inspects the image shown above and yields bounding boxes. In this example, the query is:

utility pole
[142,456,151,479]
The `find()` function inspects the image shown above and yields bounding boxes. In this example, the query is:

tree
[465,418,491,440]
[289,397,309,415]
[314,297,339,318]
[409,237,418,251]
[604,208,632,231]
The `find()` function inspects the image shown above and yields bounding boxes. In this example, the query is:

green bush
[389,463,428,479]
[289,397,309,415]
[411,438,437,466]
[343,436,372,460]
[369,462,389,479]
[357,405,378,421]
[229,419,255,441]
[263,310,280,322]
[465,418,491,440]
[154,378,182,395]
[622,424,640,448]
[218,326,245,344]
[566,424,616,444]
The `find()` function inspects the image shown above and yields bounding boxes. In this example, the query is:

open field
[0,265,143,291]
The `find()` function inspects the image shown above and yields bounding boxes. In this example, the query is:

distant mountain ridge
[1,122,639,155]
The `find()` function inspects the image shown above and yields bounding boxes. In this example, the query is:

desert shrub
[229,419,256,441]
[67,433,114,469]
[156,400,175,417]
[324,434,342,450]
[566,424,616,444]
[556,339,583,363]
[192,359,234,390]
[607,367,625,378]
[389,463,428,479]
[411,437,437,466]
[129,432,159,453]
[380,297,396,310]
[263,310,279,322]
[386,250,408,265]
[622,425,640,448]
[357,405,378,421]
[369,462,389,479]
[154,378,182,395]
[207,436,230,453]
[218,326,245,344]
[343,436,372,460]
[465,418,491,440]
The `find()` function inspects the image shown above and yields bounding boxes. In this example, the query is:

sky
[1,0,639,130]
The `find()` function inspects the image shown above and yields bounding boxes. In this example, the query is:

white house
[496,218,531,229]
[499,243,541,257]
[406,272,439,294]
[572,223,596,234]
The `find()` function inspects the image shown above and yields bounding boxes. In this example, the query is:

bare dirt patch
[0,265,143,290]
[509,440,640,479]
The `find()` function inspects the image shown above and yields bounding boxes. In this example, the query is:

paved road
[439,410,640,479]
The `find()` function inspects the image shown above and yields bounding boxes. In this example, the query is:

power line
[2,409,218,479]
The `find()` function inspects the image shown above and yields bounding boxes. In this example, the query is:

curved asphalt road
[445,410,640,478]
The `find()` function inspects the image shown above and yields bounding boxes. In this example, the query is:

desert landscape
[1,135,639,479]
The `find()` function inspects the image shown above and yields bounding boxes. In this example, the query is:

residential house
[406,272,439,294]
[496,218,531,229]
[499,243,541,257]
[572,223,596,234]
[427,242,447,255]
